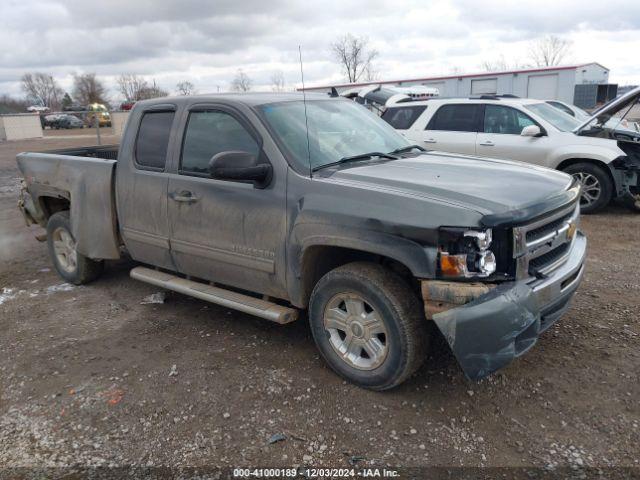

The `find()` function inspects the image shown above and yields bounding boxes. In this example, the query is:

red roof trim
[301,63,607,91]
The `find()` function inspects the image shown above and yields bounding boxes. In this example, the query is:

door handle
[479,141,495,146]
[170,190,199,203]
[424,138,437,144]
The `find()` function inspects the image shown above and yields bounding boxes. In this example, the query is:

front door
[167,106,287,298]
[476,104,550,166]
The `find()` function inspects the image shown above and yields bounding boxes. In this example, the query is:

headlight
[438,228,497,278]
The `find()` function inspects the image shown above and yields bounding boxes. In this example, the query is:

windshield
[525,103,581,132]
[258,99,409,171]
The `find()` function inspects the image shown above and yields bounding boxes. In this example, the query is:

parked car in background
[42,114,64,128]
[382,91,640,213]
[575,87,640,211]
[27,105,50,113]
[56,114,84,129]
[120,101,136,111]
[42,113,84,129]
[63,103,85,112]
[16,93,586,388]
[547,99,640,142]
[85,103,111,127]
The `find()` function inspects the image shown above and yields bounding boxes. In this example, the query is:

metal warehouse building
[304,63,617,108]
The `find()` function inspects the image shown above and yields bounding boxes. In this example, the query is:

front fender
[287,222,438,306]
[549,144,622,168]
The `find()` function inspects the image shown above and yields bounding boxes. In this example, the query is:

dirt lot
[0,136,639,474]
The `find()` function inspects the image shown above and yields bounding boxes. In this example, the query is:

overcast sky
[1,0,639,101]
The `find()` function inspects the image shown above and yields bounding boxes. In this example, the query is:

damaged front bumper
[611,154,640,203]
[424,232,587,380]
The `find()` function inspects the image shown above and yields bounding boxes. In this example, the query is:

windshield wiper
[312,152,398,172]
[389,144,426,155]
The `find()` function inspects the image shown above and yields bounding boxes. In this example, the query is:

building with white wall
[303,63,614,107]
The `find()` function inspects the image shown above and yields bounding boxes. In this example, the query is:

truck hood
[322,152,573,216]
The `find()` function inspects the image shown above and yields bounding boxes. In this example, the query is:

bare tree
[528,35,572,67]
[330,34,379,83]
[117,74,148,102]
[72,73,108,105]
[270,71,286,92]
[231,70,252,92]
[21,72,63,109]
[480,55,510,72]
[0,94,29,114]
[363,64,380,82]
[480,54,531,72]
[139,80,169,100]
[176,80,196,96]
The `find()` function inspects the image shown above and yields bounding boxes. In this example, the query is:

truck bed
[16,144,121,260]
[43,144,119,160]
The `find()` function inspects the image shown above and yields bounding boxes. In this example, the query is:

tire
[46,211,104,285]
[309,262,429,390]
[562,162,613,214]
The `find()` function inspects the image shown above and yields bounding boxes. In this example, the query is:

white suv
[380,91,640,213]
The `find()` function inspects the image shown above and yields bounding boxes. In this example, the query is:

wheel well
[556,158,615,186]
[38,196,70,221]
[299,245,416,307]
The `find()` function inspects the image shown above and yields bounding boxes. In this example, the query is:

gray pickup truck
[17,93,586,389]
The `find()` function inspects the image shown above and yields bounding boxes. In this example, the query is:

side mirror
[521,125,543,137]
[208,151,272,188]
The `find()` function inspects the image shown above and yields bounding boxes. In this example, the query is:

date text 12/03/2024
[232,468,401,478]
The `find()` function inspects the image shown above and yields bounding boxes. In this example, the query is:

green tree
[61,92,73,109]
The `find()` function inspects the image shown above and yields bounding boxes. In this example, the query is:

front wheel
[46,211,104,285]
[309,262,429,390]
[562,162,613,214]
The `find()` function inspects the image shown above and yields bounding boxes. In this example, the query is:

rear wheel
[309,262,429,390]
[46,211,104,285]
[562,162,613,214]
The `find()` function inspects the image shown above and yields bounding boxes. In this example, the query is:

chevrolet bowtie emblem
[567,221,577,240]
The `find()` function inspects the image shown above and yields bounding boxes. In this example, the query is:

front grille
[525,211,573,243]
[529,242,570,272]
[513,201,579,280]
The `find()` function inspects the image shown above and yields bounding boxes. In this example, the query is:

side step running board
[130,266,298,324]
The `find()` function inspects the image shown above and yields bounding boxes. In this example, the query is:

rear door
[419,104,482,155]
[166,104,287,297]
[476,104,550,165]
[116,106,176,270]
[380,105,427,133]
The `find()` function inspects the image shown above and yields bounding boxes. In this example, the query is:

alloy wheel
[323,293,389,370]
[572,171,602,208]
[52,227,77,273]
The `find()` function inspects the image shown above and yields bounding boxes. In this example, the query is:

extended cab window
[381,106,427,130]
[484,105,536,135]
[427,104,482,132]
[181,111,259,174]
[135,111,175,169]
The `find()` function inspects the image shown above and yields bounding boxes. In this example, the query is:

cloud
[0,0,638,100]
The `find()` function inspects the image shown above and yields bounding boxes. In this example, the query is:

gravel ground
[0,136,639,475]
